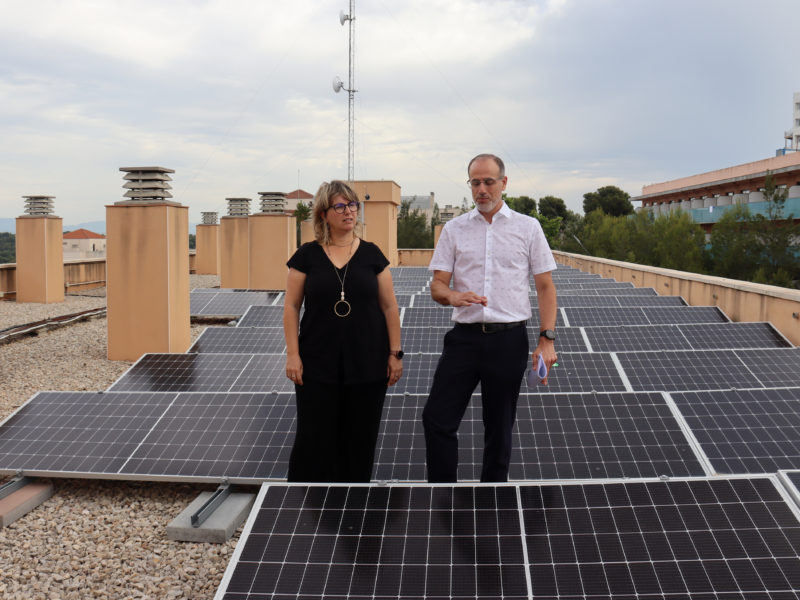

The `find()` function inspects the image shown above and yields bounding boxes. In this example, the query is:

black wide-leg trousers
[287,378,387,483]
[422,324,529,482]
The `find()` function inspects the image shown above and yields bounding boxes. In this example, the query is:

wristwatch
[539,329,556,341]
[390,349,405,359]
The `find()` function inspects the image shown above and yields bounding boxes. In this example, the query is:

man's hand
[448,291,488,307]
[532,341,557,385]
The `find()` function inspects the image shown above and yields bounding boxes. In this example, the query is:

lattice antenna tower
[332,1,356,182]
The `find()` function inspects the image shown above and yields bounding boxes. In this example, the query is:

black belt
[455,320,526,334]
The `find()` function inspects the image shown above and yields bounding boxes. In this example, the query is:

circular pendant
[334,299,351,317]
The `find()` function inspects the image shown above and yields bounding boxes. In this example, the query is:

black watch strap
[390,349,404,359]
[539,329,556,341]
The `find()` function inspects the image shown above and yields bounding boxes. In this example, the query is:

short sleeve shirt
[428,202,556,323]
[287,240,390,384]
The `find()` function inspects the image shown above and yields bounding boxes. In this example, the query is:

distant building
[789,92,800,151]
[63,228,106,259]
[401,193,435,223]
[631,153,800,234]
[286,189,314,205]
[439,204,460,224]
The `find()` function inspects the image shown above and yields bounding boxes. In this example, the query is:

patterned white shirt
[429,202,557,324]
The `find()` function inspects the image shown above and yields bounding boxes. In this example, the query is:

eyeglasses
[329,200,360,214]
[467,177,504,188]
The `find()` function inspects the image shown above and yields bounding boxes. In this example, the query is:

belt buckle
[482,322,488,334]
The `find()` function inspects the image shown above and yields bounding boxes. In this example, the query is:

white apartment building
[63,228,106,259]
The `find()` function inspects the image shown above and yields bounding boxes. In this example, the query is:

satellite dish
[332,76,344,93]
[339,10,348,25]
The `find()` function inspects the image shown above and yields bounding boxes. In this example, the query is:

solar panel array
[217,477,800,600]
[3,263,800,599]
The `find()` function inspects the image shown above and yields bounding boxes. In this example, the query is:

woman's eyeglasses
[329,200,360,214]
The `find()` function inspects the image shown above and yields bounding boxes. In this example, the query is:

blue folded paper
[526,354,548,386]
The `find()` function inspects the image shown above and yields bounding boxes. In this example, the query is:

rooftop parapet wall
[642,153,800,196]
[554,251,800,346]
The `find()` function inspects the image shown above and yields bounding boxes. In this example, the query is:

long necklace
[327,237,356,317]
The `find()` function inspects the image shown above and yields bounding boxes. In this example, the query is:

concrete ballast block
[166,491,256,543]
[0,481,55,528]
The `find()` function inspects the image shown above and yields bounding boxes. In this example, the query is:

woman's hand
[386,355,403,386]
[286,353,304,386]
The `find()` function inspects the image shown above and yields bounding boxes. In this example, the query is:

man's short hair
[467,154,505,177]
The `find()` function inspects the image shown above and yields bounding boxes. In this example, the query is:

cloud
[1,0,799,226]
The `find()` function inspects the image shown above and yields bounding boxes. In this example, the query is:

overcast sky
[1,0,798,226]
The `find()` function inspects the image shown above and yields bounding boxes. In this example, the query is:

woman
[283,180,403,482]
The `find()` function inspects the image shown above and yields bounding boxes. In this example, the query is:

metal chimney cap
[119,166,175,174]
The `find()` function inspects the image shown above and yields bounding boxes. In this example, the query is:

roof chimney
[226,198,251,216]
[22,195,56,216]
[119,167,176,203]
[258,191,288,214]
[201,211,219,225]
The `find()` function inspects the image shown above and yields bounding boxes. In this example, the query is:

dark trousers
[422,324,529,482]
[287,378,387,483]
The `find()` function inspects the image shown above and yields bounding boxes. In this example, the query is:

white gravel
[0,275,245,600]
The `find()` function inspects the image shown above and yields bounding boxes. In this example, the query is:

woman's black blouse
[287,240,390,385]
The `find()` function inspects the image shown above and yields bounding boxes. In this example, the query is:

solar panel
[237,305,286,328]
[683,322,793,350]
[536,352,628,393]
[0,391,294,482]
[513,392,707,479]
[0,391,173,475]
[563,306,652,326]
[585,322,793,353]
[670,388,800,474]
[375,392,707,482]
[392,294,417,308]
[189,328,286,354]
[401,327,589,354]
[108,353,293,393]
[216,476,800,599]
[526,326,589,353]
[400,307,455,328]
[616,348,800,392]
[190,291,281,316]
[593,287,657,296]
[563,306,728,327]
[644,305,729,324]
[585,324,691,352]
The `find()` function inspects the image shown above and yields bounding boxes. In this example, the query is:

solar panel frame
[669,388,800,474]
[190,291,281,316]
[0,391,296,483]
[214,475,800,600]
[189,327,287,354]
[563,305,729,327]
[237,305,288,328]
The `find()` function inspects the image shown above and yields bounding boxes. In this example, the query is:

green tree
[504,194,537,216]
[583,185,633,216]
[294,201,312,248]
[709,204,760,281]
[649,210,707,272]
[751,173,799,286]
[189,233,196,250]
[538,196,567,219]
[397,200,433,248]
[0,232,15,263]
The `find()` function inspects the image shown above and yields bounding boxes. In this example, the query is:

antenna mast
[333,2,356,182]
[347,0,355,182]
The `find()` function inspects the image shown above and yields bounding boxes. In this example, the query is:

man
[422,153,558,482]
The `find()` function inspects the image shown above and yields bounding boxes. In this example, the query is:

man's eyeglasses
[329,200,360,214]
[467,177,504,188]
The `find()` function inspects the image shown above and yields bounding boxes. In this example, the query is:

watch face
[540,330,555,340]
[396,350,404,359]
